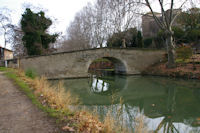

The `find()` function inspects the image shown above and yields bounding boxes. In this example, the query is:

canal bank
[142,62,200,80]
[142,53,200,80]
[0,71,61,133]
[1,66,200,133]
[0,68,130,133]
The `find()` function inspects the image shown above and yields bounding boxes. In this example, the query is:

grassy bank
[0,67,63,119]
[0,67,138,133]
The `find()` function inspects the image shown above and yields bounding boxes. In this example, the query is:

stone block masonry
[8,48,165,79]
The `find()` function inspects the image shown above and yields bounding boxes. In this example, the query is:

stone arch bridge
[12,48,165,79]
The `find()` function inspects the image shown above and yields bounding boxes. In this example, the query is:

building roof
[143,12,161,16]
[0,46,13,52]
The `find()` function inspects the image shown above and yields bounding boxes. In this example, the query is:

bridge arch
[16,48,164,79]
[87,56,127,75]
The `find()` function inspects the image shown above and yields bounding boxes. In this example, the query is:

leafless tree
[107,0,140,32]
[134,0,191,68]
[91,0,141,47]
[92,0,109,48]
[0,8,13,48]
[61,0,141,51]
[9,25,27,57]
[59,3,94,52]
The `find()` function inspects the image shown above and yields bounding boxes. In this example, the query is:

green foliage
[136,31,144,48]
[127,28,138,47]
[25,68,37,79]
[172,26,185,43]
[176,47,193,61]
[0,67,8,71]
[107,32,124,47]
[107,28,143,48]
[153,7,200,48]
[154,30,166,49]
[186,29,200,42]
[143,38,153,48]
[176,7,200,43]
[155,26,185,47]
[21,8,58,55]
[178,8,200,30]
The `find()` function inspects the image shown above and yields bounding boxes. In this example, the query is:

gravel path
[0,72,61,133]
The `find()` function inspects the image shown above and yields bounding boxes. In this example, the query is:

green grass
[175,59,190,64]
[0,67,65,119]
[103,69,114,71]
[0,67,10,71]
[25,68,37,79]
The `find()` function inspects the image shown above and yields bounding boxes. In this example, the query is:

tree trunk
[4,32,6,48]
[122,38,126,48]
[166,34,176,68]
[100,43,102,48]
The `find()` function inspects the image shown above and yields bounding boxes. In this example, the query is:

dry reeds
[14,69,78,113]
[14,68,149,133]
[32,77,79,112]
[134,115,149,133]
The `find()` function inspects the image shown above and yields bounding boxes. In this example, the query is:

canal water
[54,76,200,132]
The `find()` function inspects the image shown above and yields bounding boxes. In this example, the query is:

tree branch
[145,0,165,30]
[158,0,170,28]
[170,0,189,26]
[169,0,174,23]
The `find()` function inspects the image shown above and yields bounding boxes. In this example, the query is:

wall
[7,59,19,68]
[0,60,4,67]
[142,13,161,39]
[18,48,165,79]
[4,50,13,60]
[142,10,181,39]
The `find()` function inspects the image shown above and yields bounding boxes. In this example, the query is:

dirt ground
[0,72,61,133]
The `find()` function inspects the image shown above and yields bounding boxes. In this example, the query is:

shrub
[143,38,153,48]
[25,68,37,79]
[137,31,144,48]
[172,26,185,44]
[176,46,193,62]
[186,29,200,42]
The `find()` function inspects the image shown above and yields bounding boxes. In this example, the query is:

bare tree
[93,0,108,48]
[92,0,141,47]
[61,0,141,50]
[135,0,191,68]
[0,8,13,48]
[59,3,94,52]
[10,25,27,57]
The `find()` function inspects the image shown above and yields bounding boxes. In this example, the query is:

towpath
[0,72,61,133]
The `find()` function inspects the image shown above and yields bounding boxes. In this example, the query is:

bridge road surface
[0,72,61,133]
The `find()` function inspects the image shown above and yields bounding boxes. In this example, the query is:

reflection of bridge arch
[88,57,127,75]
[89,76,127,95]
[91,78,109,93]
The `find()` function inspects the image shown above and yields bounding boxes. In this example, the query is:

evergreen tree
[21,8,58,55]
[136,31,144,48]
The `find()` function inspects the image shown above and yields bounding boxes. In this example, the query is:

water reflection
[91,78,109,93]
[57,76,200,133]
[89,76,126,95]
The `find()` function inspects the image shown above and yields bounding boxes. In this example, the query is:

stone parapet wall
[16,48,165,79]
